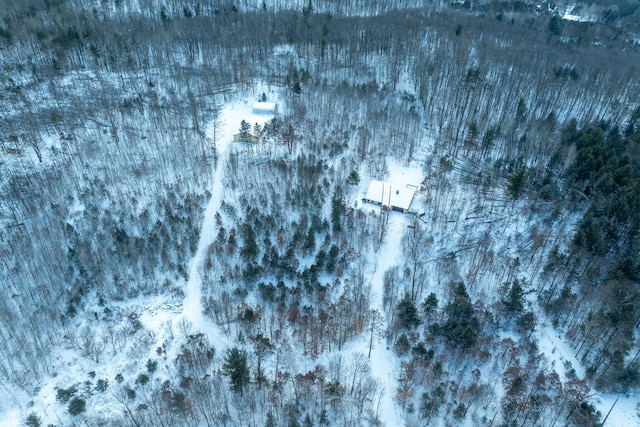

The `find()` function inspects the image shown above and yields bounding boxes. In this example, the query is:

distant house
[252,102,278,115]
[233,132,260,143]
[362,180,417,213]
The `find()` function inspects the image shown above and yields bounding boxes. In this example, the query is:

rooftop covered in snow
[252,101,278,115]
[363,180,417,213]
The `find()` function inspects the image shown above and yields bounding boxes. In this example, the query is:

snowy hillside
[1,1,640,426]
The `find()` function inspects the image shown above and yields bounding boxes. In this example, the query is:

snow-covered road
[368,211,405,426]
[181,100,273,343]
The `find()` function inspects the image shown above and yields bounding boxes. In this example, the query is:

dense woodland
[1,0,640,426]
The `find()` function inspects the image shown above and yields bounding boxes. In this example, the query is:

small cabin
[233,133,259,143]
[252,102,278,115]
[233,126,267,144]
[362,180,417,213]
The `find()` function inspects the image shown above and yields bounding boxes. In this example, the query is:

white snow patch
[593,391,640,426]
[537,321,584,379]
[367,212,406,426]
[562,4,598,23]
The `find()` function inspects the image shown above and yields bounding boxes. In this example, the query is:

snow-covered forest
[1,0,639,426]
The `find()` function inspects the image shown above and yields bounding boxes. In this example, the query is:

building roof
[233,132,259,143]
[252,102,277,114]
[363,180,416,211]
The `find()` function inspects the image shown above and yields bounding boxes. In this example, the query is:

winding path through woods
[181,101,273,343]
[368,212,405,426]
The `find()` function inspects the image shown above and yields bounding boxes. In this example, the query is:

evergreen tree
[516,311,536,338]
[422,292,438,316]
[441,283,480,349]
[420,386,445,420]
[346,170,360,186]
[68,397,86,416]
[468,121,479,141]
[240,222,258,260]
[501,279,525,316]
[574,214,606,255]
[286,403,301,427]
[549,15,563,36]
[240,119,251,137]
[394,333,411,355]
[95,378,108,392]
[508,168,527,200]
[25,414,42,427]
[223,347,250,395]
[228,231,237,254]
[292,81,302,95]
[396,295,421,329]
[305,227,316,252]
[331,189,345,233]
[170,391,187,414]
